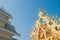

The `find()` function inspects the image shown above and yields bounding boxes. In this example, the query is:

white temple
[0,8,19,40]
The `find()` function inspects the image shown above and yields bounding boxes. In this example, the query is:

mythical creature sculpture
[30,9,60,40]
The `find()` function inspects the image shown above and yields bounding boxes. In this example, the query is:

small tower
[0,8,19,40]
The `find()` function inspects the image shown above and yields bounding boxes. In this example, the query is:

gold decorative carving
[30,9,60,40]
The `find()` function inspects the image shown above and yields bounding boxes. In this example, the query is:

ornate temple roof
[0,8,12,19]
[0,8,20,36]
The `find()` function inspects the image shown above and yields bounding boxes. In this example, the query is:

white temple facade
[0,8,19,40]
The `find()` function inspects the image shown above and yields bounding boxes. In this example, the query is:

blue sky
[0,0,60,40]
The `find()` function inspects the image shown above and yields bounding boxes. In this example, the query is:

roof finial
[38,8,44,18]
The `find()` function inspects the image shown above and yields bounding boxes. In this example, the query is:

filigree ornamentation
[30,9,60,40]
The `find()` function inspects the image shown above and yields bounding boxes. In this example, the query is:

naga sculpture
[30,9,60,40]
